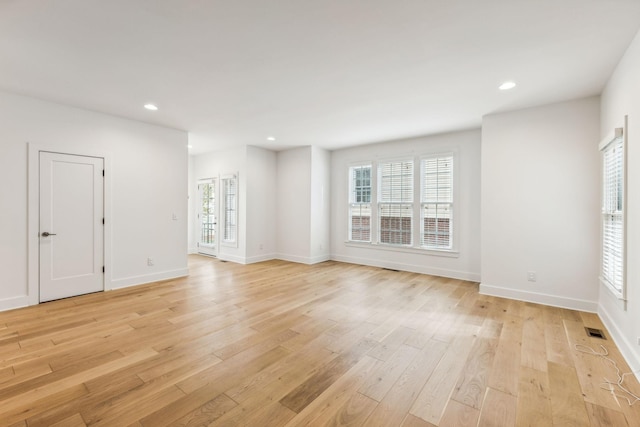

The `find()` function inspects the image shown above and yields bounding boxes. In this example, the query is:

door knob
[41,232,57,237]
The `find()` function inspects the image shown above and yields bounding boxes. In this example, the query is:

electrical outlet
[172,213,178,221]
[527,271,537,282]
[637,337,640,346]
[259,243,263,250]
[147,257,154,266]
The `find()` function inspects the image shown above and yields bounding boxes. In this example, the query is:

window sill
[344,240,459,258]
[600,277,626,301]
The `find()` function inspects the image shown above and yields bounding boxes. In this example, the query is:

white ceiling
[1,1,640,154]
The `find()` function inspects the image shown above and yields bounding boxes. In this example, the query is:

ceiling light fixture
[144,103,158,111]
[499,81,516,91]
[266,136,276,141]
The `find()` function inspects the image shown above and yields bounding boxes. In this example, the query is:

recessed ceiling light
[266,136,276,141]
[499,81,516,91]
[144,103,158,111]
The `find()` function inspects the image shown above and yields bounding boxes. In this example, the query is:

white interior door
[197,178,217,256]
[40,152,104,302]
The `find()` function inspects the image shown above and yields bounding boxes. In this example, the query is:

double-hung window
[421,155,453,249]
[600,126,626,298]
[378,159,413,246]
[347,153,457,254]
[348,165,372,242]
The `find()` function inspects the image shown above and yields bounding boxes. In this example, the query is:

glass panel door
[197,178,217,256]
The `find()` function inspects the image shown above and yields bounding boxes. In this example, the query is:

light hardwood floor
[1,255,639,426]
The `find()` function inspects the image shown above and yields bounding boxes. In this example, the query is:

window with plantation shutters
[421,155,453,249]
[349,165,372,242]
[378,160,413,245]
[222,174,237,245]
[600,127,625,298]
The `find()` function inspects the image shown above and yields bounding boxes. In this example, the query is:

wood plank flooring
[1,255,639,426]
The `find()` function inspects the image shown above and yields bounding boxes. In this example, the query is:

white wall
[480,97,600,311]
[246,146,277,263]
[310,146,331,263]
[330,129,481,281]
[0,91,188,311]
[191,146,247,263]
[276,147,312,263]
[600,29,640,375]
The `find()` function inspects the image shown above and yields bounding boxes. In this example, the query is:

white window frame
[420,153,454,250]
[221,173,238,247]
[599,121,627,301]
[345,152,458,257]
[348,163,373,242]
[377,158,414,247]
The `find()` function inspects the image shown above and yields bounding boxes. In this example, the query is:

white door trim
[28,143,113,306]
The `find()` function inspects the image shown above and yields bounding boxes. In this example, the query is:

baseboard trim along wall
[275,253,331,265]
[109,268,189,290]
[245,253,278,264]
[598,303,640,382]
[479,283,598,312]
[332,254,481,282]
[0,295,29,313]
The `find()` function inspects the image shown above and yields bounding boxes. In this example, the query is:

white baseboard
[245,253,277,264]
[479,283,598,312]
[598,303,640,382]
[276,253,331,265]
[188,247,198,254]
[217,254,248,264]
[331,254,480,282]
[108,268,189,290]
[0,295,29,313]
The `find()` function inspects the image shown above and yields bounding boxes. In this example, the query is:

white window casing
[221,173,238,247]
[378,159,414,246]
[421,154,454,250]
[348,164,372,242]
[599,122,626,300]
[346,152,458,256]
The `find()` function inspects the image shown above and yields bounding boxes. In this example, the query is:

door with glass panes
[197,178,217,256]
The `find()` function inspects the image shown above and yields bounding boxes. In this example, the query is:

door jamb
[27,143,112,306]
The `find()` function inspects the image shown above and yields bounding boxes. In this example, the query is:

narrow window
[600,127,625,298]
[349,165,372,242]
[222,175,237,245]
[421,155,453,249]
[378,160,413,245]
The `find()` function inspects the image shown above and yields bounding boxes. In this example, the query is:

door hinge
[102,169,105,177]
[102,266,105,273]
[102,218,105,225]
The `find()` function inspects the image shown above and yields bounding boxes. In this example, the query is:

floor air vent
[585,327,606,339]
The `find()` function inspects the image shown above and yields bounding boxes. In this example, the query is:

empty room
[2,1,640,426]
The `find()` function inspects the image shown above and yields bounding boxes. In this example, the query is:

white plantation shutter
[378,160,413,245]
[421,155,453,249]
[349,165,372,242]
[222,175,237,244]
[600,129,625,297]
